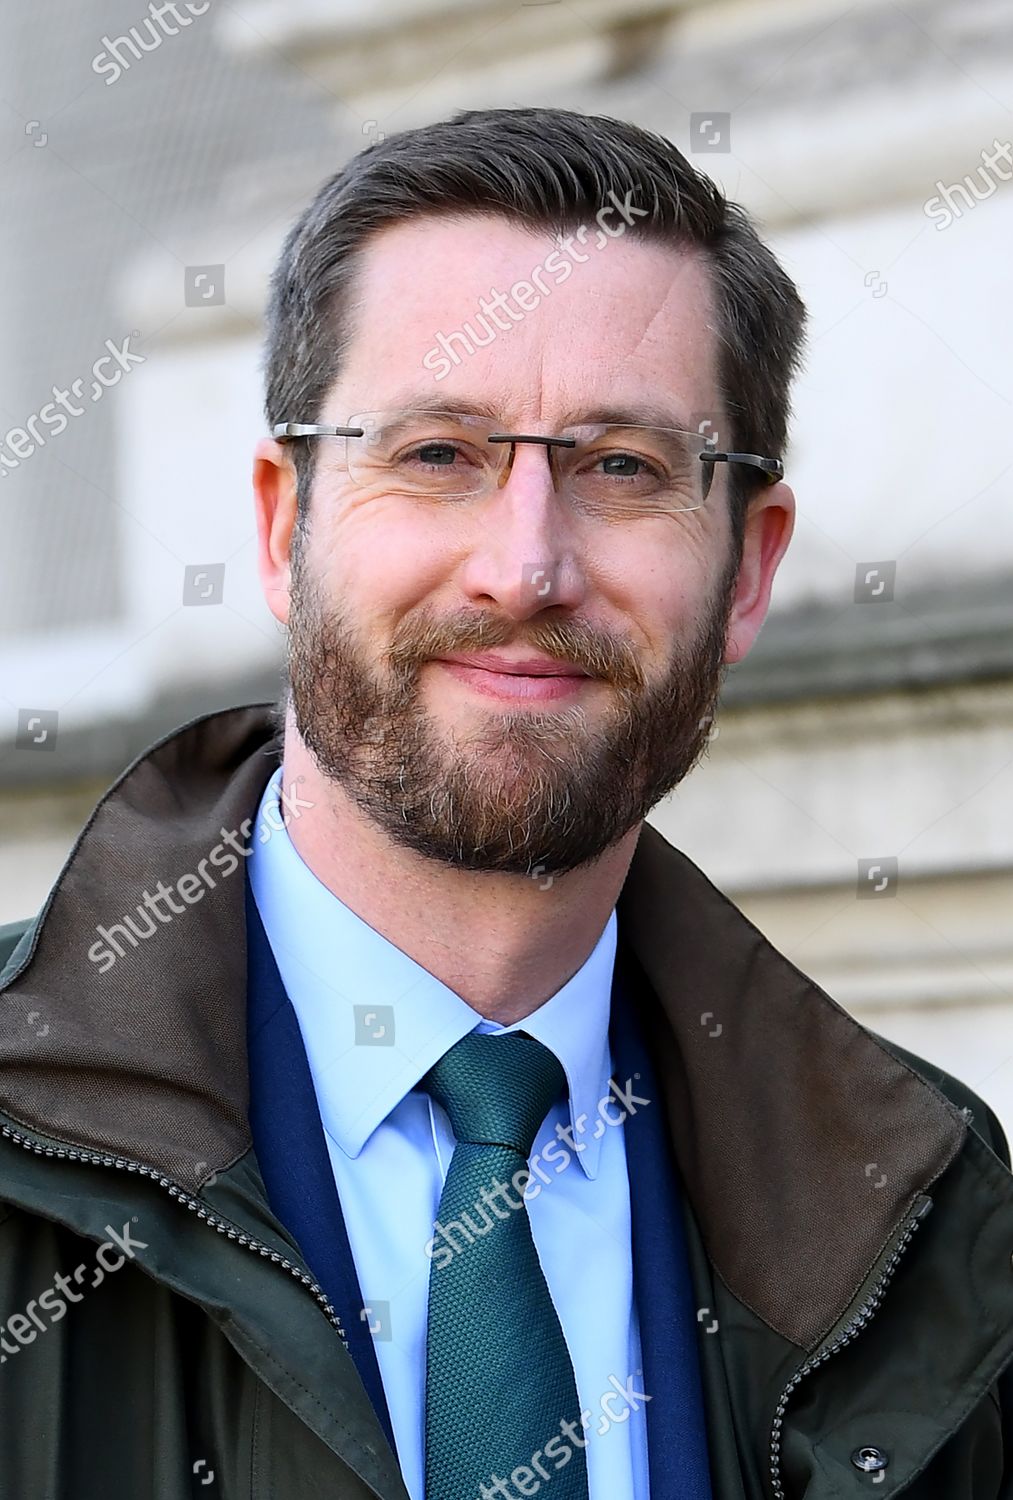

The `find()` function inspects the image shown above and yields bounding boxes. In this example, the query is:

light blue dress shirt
[249,767,649,1500]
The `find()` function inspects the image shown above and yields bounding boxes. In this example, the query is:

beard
[285,531,739,878]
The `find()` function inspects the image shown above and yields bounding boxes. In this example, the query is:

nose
[457,439,586,619]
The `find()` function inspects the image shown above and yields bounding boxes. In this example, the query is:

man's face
[269,213,775,877]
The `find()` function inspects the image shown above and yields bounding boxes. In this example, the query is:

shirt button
[851,1446,890,1473]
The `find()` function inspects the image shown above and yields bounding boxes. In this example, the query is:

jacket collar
[0,703,971,1353]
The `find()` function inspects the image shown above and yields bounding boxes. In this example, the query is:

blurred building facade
[2,0,1012,1129]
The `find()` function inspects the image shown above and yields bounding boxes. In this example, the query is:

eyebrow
[560,403,694,431]
[372,392,696,432]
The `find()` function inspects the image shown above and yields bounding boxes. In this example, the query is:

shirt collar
[248,768,616,1180]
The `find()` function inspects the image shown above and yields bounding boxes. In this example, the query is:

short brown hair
[263,106,807,551]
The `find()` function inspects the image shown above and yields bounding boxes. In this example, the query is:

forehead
[328,213,721,427]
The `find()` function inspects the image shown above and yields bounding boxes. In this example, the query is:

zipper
[0,1119,348,1346]
[768,1195,933,1500]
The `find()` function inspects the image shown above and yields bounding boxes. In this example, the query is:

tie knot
[422,1031,566,1158]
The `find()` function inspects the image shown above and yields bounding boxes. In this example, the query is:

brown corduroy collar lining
[0,703,967,1351]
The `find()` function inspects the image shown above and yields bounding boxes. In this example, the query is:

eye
[411,441,462,469]
[396,438,486,474]
[378,431,490,498]
[598,452,657,480]
[589,450,667,487]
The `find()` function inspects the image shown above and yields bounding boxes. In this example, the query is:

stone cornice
[724,566,1013,705]
[212,0,1013,230]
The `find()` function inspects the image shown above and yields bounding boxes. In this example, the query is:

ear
[253,437,299,626]
[724,481,795,664]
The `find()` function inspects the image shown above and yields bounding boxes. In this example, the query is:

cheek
[317,487,467,605]
[596,515,719,625]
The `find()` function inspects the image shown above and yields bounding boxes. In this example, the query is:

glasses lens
[347,411,497,497]
[561,425,709,513]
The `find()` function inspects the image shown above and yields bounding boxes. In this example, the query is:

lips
[434,653,590,677]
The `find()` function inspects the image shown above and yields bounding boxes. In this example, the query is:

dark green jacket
[0,705,1011,1499]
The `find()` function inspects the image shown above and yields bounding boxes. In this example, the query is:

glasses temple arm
[272,423,366,440]
[700,450,784,485]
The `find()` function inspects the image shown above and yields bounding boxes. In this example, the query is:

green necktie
[421,1030,590,1500]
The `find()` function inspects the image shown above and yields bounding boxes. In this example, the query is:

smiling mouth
[433,652,591,677]
[431,658,595,701]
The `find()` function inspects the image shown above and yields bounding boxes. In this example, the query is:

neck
[278,730,639,1026]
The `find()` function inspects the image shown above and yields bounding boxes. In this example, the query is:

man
[0,107,1011,1500]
